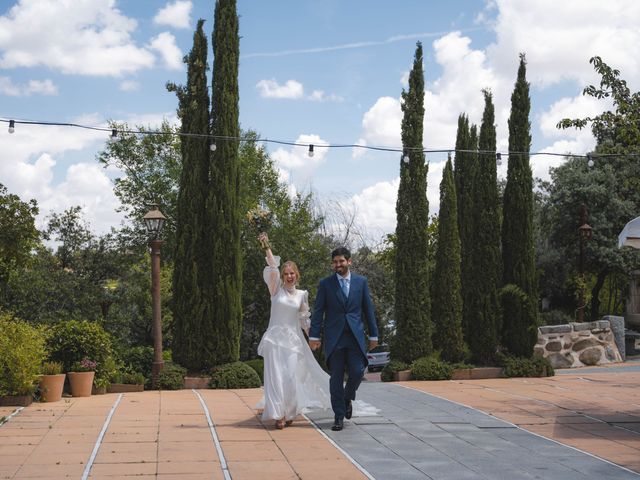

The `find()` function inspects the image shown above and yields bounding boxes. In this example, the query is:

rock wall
[535,320,623,369]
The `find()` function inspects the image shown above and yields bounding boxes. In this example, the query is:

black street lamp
[143,204,166,388]
[577,203,593,323]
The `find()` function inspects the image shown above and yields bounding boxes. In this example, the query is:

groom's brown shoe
[345,400,353,419]
[331,418,344,431]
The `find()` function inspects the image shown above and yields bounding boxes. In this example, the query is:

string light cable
[2,117,638,161]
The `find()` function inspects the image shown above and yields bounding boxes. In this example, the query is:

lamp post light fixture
[577,203,593,323]
[143,204,167,388]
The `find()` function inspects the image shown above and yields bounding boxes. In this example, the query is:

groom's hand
[369,339,378,351]
[309,340,321,351]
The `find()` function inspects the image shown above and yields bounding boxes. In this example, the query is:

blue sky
[1,0,639,244]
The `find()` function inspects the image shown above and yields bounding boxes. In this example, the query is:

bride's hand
[258,232,270,250]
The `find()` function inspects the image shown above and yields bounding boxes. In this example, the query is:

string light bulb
[308,144,314,157]
[8,120,15,134]
[587,153,594,168]
[496,152,502,165]
[109,129,117,142]
[210,141,217,152]
[401,149,409,164]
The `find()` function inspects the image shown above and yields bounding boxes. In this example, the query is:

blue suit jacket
[310,273,378,362]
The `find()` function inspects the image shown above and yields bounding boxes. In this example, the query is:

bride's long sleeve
[299,290,311,334]
[263,254,281,297]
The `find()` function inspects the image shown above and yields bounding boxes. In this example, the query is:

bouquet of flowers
[71,358,97,372]
[246,207,273,249]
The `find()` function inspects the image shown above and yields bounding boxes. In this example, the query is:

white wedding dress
[256,256,378,422]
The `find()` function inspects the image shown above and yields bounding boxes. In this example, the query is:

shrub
[41,361,63,375]
[46,320,114,383]
[0,313,47,395]
[70,358,97,372]
[380,360,409,382]
[502,356,554,378]
[244,358,264,384]
[121,372,146,385]
[156,362,187,390]
[410,356,454,381]
[539,309,573,326]
[209,362,261,389]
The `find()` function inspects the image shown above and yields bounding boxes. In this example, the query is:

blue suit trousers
[327,328,366,421]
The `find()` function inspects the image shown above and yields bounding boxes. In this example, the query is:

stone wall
[535,320,623,369]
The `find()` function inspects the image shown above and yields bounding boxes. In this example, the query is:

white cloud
[119,80,140,92]
[256,79,304,99]
[153,1,192,29]
[271,134,328,189]
[0,76,57,96]
[308,90,343,102]
[149,32,183,70]
[0,0,154,76]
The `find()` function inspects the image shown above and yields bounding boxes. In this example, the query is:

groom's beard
[334,266,349,276]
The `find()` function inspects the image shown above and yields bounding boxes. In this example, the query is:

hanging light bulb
[401,149,410,164]
[308,144,314,157]
[587,153,594,168]
[496,152,502,165]
[109,129,117,142]
[8,120,15,134]
[210,141,217,152]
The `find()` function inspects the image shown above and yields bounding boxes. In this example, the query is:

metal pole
[150,238,164,388]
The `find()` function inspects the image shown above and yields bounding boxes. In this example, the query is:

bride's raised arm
[260,233,280,297]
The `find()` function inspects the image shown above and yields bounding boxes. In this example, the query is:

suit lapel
[332,275,347,306]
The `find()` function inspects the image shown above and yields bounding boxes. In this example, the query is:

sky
[1,0,639,244]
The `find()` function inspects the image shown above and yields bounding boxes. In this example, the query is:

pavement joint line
[395,382,640,477]
[81,393,123,480]
[302,413,377,480]
[0,406,23,426]
[193,389,232,480]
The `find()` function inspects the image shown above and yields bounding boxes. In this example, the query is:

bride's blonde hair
[281,261,300,284]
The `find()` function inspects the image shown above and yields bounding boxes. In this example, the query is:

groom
[309,246,378,431]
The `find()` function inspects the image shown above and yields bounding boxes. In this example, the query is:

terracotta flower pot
[67,371,95,397]
[39,374,66,402]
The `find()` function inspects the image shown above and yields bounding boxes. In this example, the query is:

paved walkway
[0,366,639,479]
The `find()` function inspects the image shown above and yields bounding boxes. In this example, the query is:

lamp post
[577,203,593,323]
[143,204,166,388]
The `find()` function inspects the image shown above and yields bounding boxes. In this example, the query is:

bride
[256,233,377,429]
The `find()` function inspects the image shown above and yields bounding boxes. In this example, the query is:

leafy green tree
[432,158,466,362]
[392,42,432,363]
[168,19,211,370]
[202,0,242,366]
[0,184,39,302]
[45,206,92,269]
[501,54,538,357]
[468,90,501,364]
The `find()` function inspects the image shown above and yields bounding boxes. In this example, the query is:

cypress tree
[392,42,432,363]
[501,54,538,357]
[168,20,210,370]
[202,0,242,366]
[432,157,466,362]
[468,90,502,364]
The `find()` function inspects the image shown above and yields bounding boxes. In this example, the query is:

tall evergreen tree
[501,54,538,357]
[453,115,477,344]
[392,42,432,363]
[468,90,502,364]
[168,20,211,370]
[432,157,466,362]
[202,0,242,366]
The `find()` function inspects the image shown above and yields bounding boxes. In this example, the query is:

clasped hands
[309,339,378,351]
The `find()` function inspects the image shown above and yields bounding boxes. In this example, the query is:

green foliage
[467,90,502,365]
[41,361,63,375]
[393,42,433,363]
[410,356,454,381]
[380,360,410,382]
[45,320,114,384]
[0,184,39,302]
[243,358,264,383]
[432,158,467,363]
[502,355,554,378]
[119,346,154,379]
[209,361,261,389]
[502,54,538,358]
[539,309,573,326]
[112,371,146,385]
[0,313,46,395]
[156,362,187,390]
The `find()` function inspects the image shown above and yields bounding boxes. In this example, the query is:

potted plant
[38,361,65,402]
[67,358,96,397]
[108,371,146,393]
[0,314,46,406]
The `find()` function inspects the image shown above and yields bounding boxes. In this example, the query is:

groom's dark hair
[331,246,351,259]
